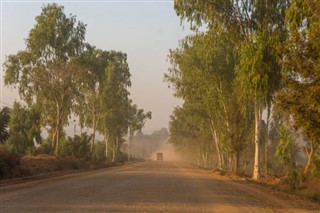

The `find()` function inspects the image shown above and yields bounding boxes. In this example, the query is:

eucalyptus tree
[169,104,213,167]
[127,102,151,160]
[76,45,109,153]
[7,102,41,154]
[166,31,252,172]
[174,0,288,179]
[0,107,10,144]
[4,4,86,155]
[277,0,320,175]
[99,51,131,161]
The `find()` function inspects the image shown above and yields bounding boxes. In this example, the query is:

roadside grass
[224,171,320,203]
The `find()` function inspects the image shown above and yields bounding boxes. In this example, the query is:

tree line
[1,3,151,162]
[165,0,319,181]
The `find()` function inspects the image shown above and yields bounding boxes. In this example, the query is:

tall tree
[4,4,86,155]
[277,0,320,175]
[76,45,109,153]
[173,0,288,179]
[99,51,131,162]
[166,31,253,172]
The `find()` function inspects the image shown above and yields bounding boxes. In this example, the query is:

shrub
[0,145,21,178]
[92,141,106,161]
[117,151,128,163]
[36,141,53,155]
[59,133,91,160]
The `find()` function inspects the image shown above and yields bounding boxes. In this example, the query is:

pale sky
[0,0,192,134]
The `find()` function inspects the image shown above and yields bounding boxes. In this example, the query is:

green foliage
[59,133,91,160]
[36,139,53,155]
[0,107,10,144]
[275,125,299,189]
[4,3,87,155]
[276,126,295,164]
[92,141,106,161]
[98,51,134,162]
[311,153,320,178]
[7,102,41,154]
[166,30,253,171]
[277,0,320,170]
[127,102,151,160]
[171,0,289,178]
[3,3,150,163]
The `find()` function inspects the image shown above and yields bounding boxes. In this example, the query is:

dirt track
[1,161,319,212]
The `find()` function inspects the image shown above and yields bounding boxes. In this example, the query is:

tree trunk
[202,152,208,169]
[91,107,101,154]
[234,148,240,174]
[52,128,56,149]
[304,141,315,175]
[128,132,133,161]
[253,97,262,180]
[265,105,271,175]
[210,120,222,170]
[197,148,200,167]
[91,113,96,153]
[112,138,118,163]
[104,129,109,159]
[54,105,61,156]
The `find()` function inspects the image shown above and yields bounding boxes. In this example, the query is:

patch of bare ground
[212,170,320,211]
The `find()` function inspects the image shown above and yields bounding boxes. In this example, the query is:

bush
[117,151,128,163]
[36,141,53,155]
[59,133,91,160]
[0,145,21,178]
[311,153,320,178]
[92,141,106,161]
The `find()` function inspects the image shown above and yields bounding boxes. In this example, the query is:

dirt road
[1,161,319,212]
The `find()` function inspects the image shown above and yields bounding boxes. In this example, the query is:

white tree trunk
[253,98,262,180]
[265,105,271,174]
[210,121,223,170]
[105,130,109,159]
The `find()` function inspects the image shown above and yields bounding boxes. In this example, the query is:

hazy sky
[0,0,192,134]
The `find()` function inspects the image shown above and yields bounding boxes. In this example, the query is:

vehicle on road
[157,152,163,161]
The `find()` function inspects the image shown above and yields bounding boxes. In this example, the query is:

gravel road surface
[1,161,319,212]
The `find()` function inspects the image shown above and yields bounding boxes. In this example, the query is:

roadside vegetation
[166,0,320,201]
[0,0,319,204]
[0,4,155,179]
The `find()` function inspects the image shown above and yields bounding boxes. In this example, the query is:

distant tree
[7,102,41,154]
[4,4,86,155]
[0,107,10,144]
[127,102,151,160]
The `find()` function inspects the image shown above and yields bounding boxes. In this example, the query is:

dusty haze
[148,142,183,162]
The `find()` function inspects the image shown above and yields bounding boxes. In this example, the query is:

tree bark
[104,129,109,159]
[234,148,240,174]
[265,105,271,175]
[128,132,133,161]
[54,104,61,156]
[304,141,315,175]
[210,120,222,170]
[253,97,262,180]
